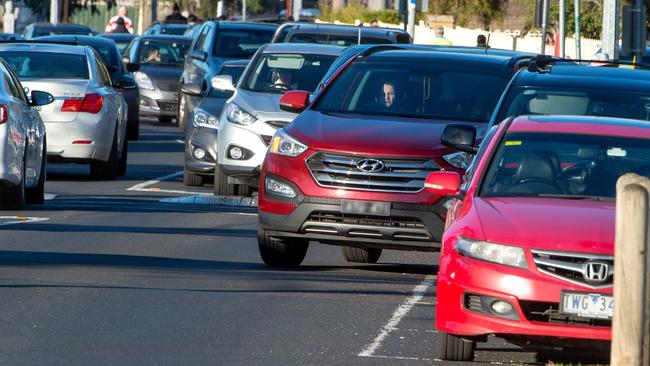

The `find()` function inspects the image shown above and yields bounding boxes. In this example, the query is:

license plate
[560,291,614,319]
[341,200,390,216]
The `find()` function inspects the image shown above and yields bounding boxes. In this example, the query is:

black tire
[258,228,309,267]
[127,118,139,140]
[26,144,46,204]
[214,163,237,196]
[90,131,118,180]
[0,159,26,210]
[184,165,204,186]
[158,117,173,124]
[118,139,128,176]
[342,247,382,264]
[435,331,476,361]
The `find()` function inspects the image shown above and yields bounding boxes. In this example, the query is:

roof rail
[526,54,650,72]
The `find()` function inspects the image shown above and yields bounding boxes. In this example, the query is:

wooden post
[612,173,650,365]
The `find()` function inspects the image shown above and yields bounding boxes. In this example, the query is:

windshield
[497,86,650,122]
[137,40,191,65]
[213,29,275,58]
[208,65,246,98]
[315,60,510,122]
[480,132,650,199]
[161,26,188,35]
[1,51,88,79]
[288,33,390,46]
[241,53,337,94]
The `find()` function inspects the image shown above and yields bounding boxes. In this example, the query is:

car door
[187,24,212,87]
[93,50,126,156]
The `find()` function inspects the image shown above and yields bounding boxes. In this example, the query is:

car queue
[1,18,648,363]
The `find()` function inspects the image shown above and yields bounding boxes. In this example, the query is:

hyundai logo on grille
[584,261,610,283]
[356,158,385,173]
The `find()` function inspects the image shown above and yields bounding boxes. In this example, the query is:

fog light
[265,177,296,198]
[491,300,513,314]
[193,147,206,160]
[229,146,244,160]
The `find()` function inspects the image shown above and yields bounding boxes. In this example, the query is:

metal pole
[575,0,581,59]
[540,0,549,54]
[407,0,416,37]
[602,0,620,59]
[151,0,157,23]
[293,0,302,22]
[560,0,566,58]
[50,0,59,24]
[243,0,247,21]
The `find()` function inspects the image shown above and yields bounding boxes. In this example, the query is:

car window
[315,59,511,123]
[32,27,92,37]
[95,52,112,85]
[161,26,188,35]
[213,29,275,58]
[2,67,23,102]
[1,51,89,79]
[6,66,28,103]
[208,65,246,98]
[241,53,337,94]
[497,86,650,122]
[396,33,411,44]
[480,131,650,199]
[288,33,389,46]
[88,43,119,71]
[137,40,192,65]
[194,26,210,53]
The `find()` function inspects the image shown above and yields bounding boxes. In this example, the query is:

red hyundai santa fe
[255,49,530,266]
[426,115,650,361]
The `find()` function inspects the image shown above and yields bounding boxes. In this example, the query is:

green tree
[429,0,506,30]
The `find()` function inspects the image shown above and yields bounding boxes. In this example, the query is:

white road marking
[125,171,210,196]
[44,193,57,200]
[175,139,184,144]
[360,354,431,361]
[0,216,50,227]
[358,275,436,358]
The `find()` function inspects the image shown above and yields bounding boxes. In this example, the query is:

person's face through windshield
[275,69,293,87]
[383,82,396,108]
[147,48,161,62]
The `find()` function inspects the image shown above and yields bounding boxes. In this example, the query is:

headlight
[134,72,155,90]
[192,108,219,129]
[443,151,473,169]
[269,129,308,157]
[456,237,527,269]
[226,103,256,125]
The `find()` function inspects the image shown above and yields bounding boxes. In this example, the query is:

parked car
[0,33,23,41]
[178,21,278,129]
[427,114,650,360]
[0,58,53,209]
[182,60,248,186]
[489,56,650,128]
[23,23,93,39]
[271,22,412,45]
[0,42,129,179]
[36,35,141,140]
[143,23,189,36]
[123,35,192,123]
[99,33,138,54]
[256,49,526,267]
[213,43,343,195]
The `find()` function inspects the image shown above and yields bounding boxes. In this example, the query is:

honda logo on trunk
[356,158,385,173]
[584,261,610,283]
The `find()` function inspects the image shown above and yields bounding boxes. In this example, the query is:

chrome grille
[157,101,176,112]
[531,250,614,289]
[305,152,439,193]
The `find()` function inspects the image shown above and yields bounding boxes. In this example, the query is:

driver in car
[272,68,297,90]
[146,47,161,63]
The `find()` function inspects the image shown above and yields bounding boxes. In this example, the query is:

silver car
[0,42,129,179]
[214,43,343,195]
[0,58,53,209]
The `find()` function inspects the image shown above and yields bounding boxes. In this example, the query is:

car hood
[233,89,293,122]
[474,197,614,254]
[286,110,486,157]
[139,65,183,92]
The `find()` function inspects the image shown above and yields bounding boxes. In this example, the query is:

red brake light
[61,93,103,114]
[0,105,8,124]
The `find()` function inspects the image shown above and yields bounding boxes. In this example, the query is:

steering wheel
[513,177,564,193]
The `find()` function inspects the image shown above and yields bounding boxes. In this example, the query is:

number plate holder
[560,291,614,320]
[341,200,390,217]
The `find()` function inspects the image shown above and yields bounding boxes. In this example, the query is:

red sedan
[426,115,650,361]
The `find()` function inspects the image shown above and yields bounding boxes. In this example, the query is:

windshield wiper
[537,194,614,201]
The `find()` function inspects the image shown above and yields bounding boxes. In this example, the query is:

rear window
[213,29,275,58]
[137,40,191,65]
[33,28,92,37]
[161,26,188,35]
[288,33,390,46]
[315,58,510,123]
[1,51,89,79]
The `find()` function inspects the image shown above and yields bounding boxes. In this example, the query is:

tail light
[61,93,103,114]
[0,105,7,124]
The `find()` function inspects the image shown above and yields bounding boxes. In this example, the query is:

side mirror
[441,124,478,154]
[424,171,461,196]
[211,75,235,92]
[190,50,208,62]
[122,56,131,64]
[279,90,310,113]
[116,75,138,90]
[125,63,140,72]
[181,82,203,96]
[29,90,54,107]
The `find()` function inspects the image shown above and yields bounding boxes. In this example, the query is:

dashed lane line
[0,216,50,227]
[125,171,212,196]
[358,275,436,358]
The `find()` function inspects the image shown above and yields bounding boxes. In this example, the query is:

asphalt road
[0,119,602,366]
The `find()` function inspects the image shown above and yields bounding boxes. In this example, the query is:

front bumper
[45,112,115,163]
[217,118,279,177]
[435,247,612,344]
[185,125,218,174]
[139,89,178,118]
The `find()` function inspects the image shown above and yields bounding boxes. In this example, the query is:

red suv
[256,49,524,266]
[426,115,650,360]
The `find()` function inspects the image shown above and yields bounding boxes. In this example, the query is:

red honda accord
[427,115,650,361]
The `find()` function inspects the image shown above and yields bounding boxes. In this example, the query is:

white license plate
[560,291,614,319]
